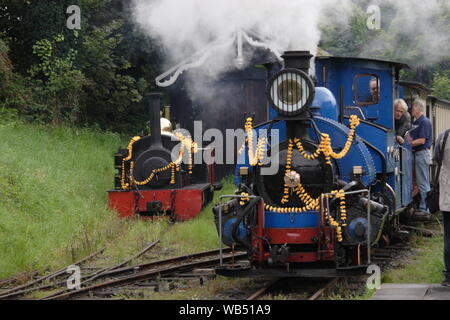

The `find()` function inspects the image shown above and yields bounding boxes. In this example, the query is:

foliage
[432,71,450,101]
[27,34,87,124]
[320,1,450,87]
[76,20,150,132]
[0,38,33,116]
[320,4,379,57]
[0,0,162,132]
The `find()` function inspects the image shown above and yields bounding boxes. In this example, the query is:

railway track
[42,248,245,300]
[0,247,106,299]
[246,279,280,300]
[308,278,339,300]
[0,240,159,300]
[243,242,415,300]
[0,243,246,300]
[1,227,424,301]
[245,278,340,300]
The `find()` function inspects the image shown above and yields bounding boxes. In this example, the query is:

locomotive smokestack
[148,92,163,147]
[282,51,313,74]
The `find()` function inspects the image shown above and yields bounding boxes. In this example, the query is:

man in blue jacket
[410,98,433,214]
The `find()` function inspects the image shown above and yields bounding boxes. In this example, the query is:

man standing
[410,98,433,214]
[394,98,411,144]
[434,129,450,286]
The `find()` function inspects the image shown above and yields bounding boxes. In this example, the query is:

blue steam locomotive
[213,51,417,277]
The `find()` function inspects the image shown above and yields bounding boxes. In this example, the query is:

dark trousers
[444,212,450,280]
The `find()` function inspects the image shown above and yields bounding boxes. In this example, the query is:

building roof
[398,80,433,94]
[429,95,450,107]
[316,55,410,72]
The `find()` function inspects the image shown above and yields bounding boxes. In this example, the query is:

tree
[0,0,163,132]
[432,71,450,101]
[0,37,32,120]
[28,34,87,124]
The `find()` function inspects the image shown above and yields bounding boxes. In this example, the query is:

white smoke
[131,0,450,105]
[322,0,450,67]
[132,0,345,71]
[366,0,450,66]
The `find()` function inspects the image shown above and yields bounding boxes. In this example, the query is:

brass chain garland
[120,133,198,189]
[239,115,360,242]
[121,136,140,190]
[238,117,267,166]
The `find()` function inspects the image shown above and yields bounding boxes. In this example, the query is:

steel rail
[308,278,339,300]
[0,247,105,299]
[246,279,280,300]
[43,251,246,300]
[40,240,160,300]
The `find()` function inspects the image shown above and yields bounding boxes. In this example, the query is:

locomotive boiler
[213,51,413,277]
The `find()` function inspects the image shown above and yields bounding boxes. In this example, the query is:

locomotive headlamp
[267,69,315,116]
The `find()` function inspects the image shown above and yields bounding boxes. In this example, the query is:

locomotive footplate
[215,264,368,278]
[108,183,214,221]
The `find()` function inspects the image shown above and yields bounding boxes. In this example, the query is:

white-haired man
[410,98,433,214]
[394,99,411,144]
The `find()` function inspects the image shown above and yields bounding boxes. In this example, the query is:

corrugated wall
[433,100,450,137]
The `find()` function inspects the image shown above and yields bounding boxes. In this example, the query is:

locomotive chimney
[282,51,313,74]
[148,92,163,147]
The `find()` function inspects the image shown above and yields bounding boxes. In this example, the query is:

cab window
[354,74,380,106]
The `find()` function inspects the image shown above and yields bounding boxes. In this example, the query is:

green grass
[0,120,126,277]
[381,235,445,284]
[0,118,236,279]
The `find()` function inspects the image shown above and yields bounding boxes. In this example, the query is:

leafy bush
[432,71,450,101]
[28,34,87,124]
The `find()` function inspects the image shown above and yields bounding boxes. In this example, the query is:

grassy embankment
[0,118,233,279]
[381,231,445,284]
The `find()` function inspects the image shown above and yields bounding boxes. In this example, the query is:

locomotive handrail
[344,106,366,120]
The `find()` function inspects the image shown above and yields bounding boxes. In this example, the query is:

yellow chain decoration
[268,188,347,242]
[244,117,266,166]
[121,136,141,190]
[237,115,359,242]
[239,192,250,206]
[323,190,347,242]
[292,115,360,163]
[280,115,360,205]
[322,115,360,159]
[281,139,294,204]
[120,133,198,189]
